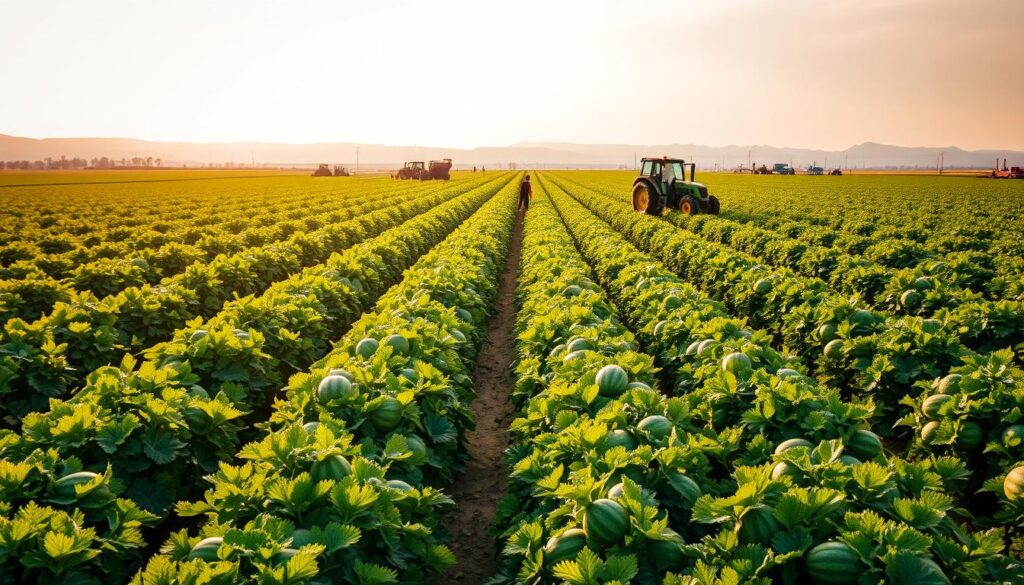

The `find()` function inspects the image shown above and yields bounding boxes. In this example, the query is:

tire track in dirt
[439,209,523,584]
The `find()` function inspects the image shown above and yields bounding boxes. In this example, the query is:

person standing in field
[519,174,532,210]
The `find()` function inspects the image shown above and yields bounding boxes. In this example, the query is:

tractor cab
[631,157,720,215]
[396,161,429,180]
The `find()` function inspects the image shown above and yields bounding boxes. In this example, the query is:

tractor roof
[640,156,686,163]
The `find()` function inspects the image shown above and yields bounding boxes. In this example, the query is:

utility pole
[356,147,360,171]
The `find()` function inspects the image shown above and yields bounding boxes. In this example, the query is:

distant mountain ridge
[1,133,1020,169]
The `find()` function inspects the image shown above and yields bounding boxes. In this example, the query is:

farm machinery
[991,158,1024,179]
[395,159,454,180]
[630,157,720,216]
[772,163,796,175]
[312,164,351,177]
[428,159,452,180]
[396,161,431,180]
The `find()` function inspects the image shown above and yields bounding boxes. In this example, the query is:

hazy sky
[1,0,1021,150]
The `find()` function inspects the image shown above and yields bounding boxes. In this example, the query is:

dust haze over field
[1,0,1021,158]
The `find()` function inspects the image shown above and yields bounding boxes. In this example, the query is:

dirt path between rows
[439,210,523,584]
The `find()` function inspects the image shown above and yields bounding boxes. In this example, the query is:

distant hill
[1,133,1020,170]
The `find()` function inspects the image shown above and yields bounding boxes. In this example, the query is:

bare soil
[439,210,523,584]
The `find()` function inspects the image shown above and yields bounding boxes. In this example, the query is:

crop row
[542,174,1024,559]
[0,174,508,423]
[0,176,482,323]
[0,175,515,581]
[550,173,1024,358]
[554,171,1024,303]
[129,175,519,584]
[488,176,1022,583]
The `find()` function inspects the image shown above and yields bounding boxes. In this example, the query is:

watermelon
[648,536,686,572]
[355,338,379,358]
[696,339,718,356]
[188,537,224,561]
[637,415,673,440]
[1002,425,1024,447]
[583,499,629,547]
[329,368,355,382]
[920,421,941,444]
[823,339,844,359]
[664,295,682,310]
[685,340,701,356]
[818,323,838,341]
[189,329,209,343]
[566,338,593,353]
[912,276,935,291]
[937,374,961,394]
[665,471,701,508]
[455,307,473,322]
[921,318,942,333]
[53,471,107,500]
[804,541,861,585]
[399,368,418,383]
[653,320,669,337]
[1004,466,1024,501]
[317,375,355,403]
[606,429,637,450]
[607,482,625,500]
[776,368,802,379]
[274,548,300,565]
[928,261,949,273]
[302,421,320,434]
[774,438,813,454]
[736,506,780,545]
[311,455,352,481]
[721,352,753,379]
[753,278,772,294]
[956,421,984,450]
[562,350,588,363]
[130,257,150,270]
[901,289,922,308]
[383,334,410,355]
[771,461,801,481]
[596,365,629,397]
[562,285,583,297]
[839,455,862,467]
[291,529,314,547]
[370,398,403,431]
[386,479,414,492]
[450,329,467,343]
[549,343,566,358]
[851,309,876,327]
[922,394,953,419]
[846,430,882,460]
[626,381,652,391]
[543,528,587,567]
[233,329,250,340]
[405,435,428,464]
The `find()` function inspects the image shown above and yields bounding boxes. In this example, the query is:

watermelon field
[1,170,1023,585]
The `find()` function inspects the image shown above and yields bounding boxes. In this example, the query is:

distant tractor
[992,158,1024,179]
[313,164,352,177]
[312,164,333,177]
[396,161,431,180]
[773,163,796,175]
[428,158,453,180]
[807,165,824,175]
[753,164,772,175]
[333,165,351,176]
[829,168,843,176]
[630,157,720,216]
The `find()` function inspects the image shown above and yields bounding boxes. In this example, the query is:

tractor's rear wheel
[632,183,660,215]
[706,195,721,215]
[679,196,699,215]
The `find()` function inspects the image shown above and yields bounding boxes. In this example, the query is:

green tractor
[631,157,720,215]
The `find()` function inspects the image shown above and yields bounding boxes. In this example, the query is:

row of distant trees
[1,155,164,170]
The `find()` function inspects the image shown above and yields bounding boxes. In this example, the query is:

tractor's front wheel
[679,196,699,215]
[706,195,721,215]
[632,183,660,215]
